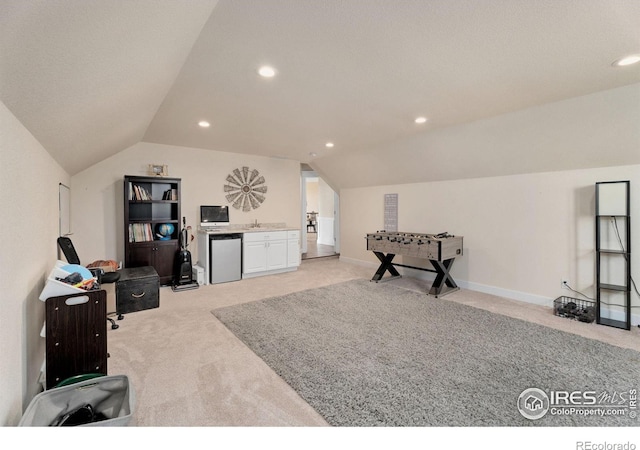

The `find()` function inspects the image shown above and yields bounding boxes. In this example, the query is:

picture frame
[149,164,168,177]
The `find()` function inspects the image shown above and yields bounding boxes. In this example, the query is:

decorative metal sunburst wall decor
[224,166,268,211]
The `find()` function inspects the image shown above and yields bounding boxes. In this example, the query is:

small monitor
[200,205,230,228]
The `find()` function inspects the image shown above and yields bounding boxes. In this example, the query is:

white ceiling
[2,0,639,187]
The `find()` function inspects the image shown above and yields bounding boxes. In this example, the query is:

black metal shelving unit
[595,180,631,330]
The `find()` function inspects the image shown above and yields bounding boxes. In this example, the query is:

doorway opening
[301,166,339,260]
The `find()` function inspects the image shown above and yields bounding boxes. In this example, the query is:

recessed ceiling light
[612,54,640,67]
[325,142,334,148]
[198,121,210,128]
[258,66,276,77]
[414,117,428,124]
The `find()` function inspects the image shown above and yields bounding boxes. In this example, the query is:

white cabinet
[287,230,301,267]
[266,239,288,270]
[243,231,288,275]
[200,228,300,282]
[243,240,269,273]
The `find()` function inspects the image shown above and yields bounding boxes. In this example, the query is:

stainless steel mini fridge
[210,234,242,284]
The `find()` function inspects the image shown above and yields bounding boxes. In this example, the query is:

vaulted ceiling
[2,0,639,188]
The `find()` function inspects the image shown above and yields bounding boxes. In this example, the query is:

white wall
[340,164,640,323]
[305,179,319,213]
[0,101,70,425]
[70,142,302,267]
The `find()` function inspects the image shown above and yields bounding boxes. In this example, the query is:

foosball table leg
[428,258,458,297]
[371,252,401,282]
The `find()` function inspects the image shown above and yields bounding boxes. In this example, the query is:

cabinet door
[154,241,178,284]
[127,242,154,267]
[243,241,268,273]
[266,239,288,270]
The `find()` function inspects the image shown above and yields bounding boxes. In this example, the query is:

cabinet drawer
[243,230,287,242]
[287,230,300,239]
[116,275,159,315]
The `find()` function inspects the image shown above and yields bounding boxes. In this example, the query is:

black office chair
[57,237,121,329]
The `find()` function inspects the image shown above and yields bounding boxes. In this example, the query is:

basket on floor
[19,374,135,426]
[553,296,596,323]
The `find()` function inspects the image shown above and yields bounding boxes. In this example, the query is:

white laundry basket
[19,374,135,426]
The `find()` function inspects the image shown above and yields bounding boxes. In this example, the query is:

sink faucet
[253,219,260,228]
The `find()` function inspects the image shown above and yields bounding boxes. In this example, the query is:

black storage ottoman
[116,266,159,316]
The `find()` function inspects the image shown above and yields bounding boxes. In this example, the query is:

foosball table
[366,231,464,297]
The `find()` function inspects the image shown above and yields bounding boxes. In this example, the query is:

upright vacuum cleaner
[172,217,199,292]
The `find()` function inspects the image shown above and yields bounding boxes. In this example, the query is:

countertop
[198,224,299,235]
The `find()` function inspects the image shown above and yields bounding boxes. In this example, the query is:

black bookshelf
[124,176,181,285]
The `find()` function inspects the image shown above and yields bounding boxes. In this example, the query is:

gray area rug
[212,279,640,426]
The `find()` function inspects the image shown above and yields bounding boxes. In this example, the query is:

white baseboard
[339,256,640,326]
[339,255,375,268]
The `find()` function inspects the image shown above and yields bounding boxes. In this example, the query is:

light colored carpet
[212,279,640,426]
[104,258,640,427]
[105,258,368,426]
